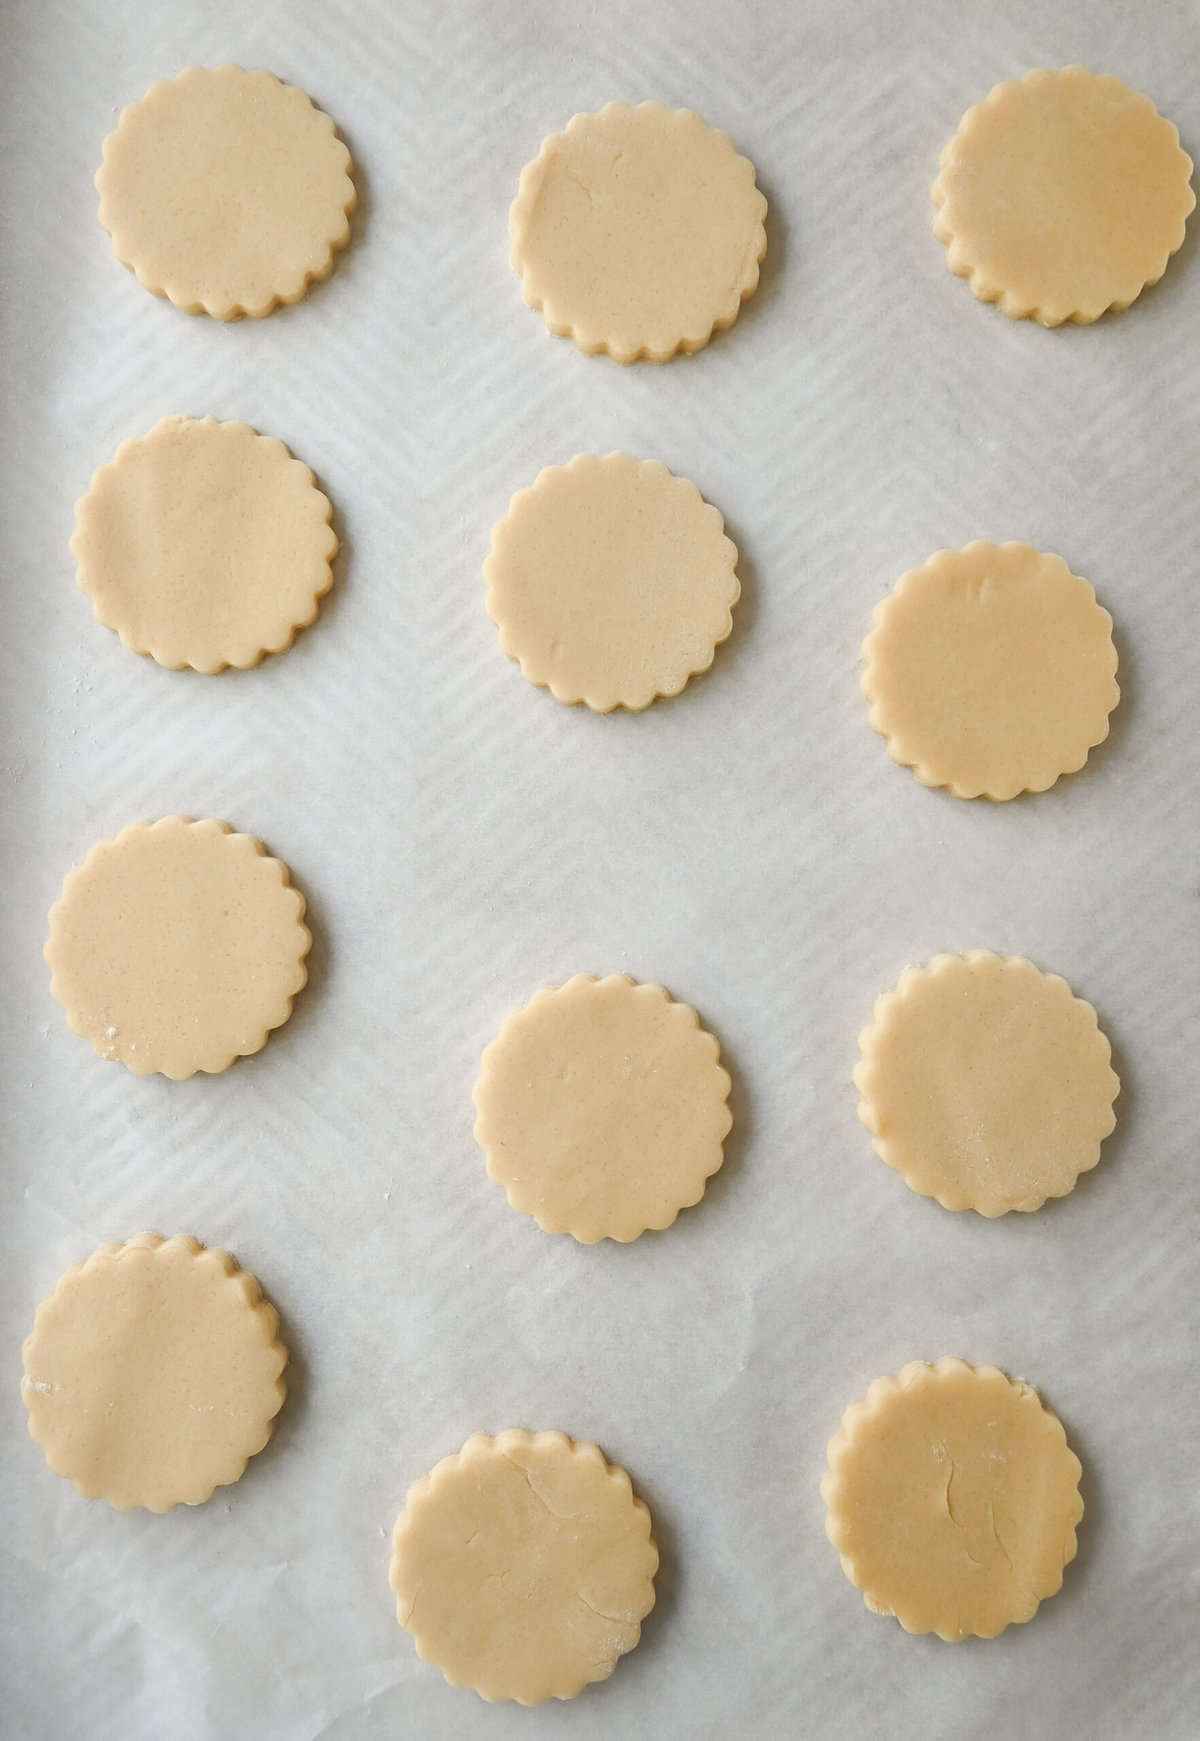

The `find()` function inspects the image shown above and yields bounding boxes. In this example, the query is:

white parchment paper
[1,2,1198,1736]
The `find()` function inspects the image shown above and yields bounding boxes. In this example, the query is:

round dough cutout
[510,101,767,362]
[822,1358,1083,1640]
[855,951,1119,1216]
[474,974,732,1242]
[46,817,311,1079]
[390,1429,657,1704]
[73,416,337,673]
[485,453,740,711]
[97,65,356,319]
[933,67,1194,325]
[862,542,1119,799]
[22,1233,287,1512]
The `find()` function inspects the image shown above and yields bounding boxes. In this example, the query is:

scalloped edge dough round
[72,416,337,673]
[484,453,740,712]
[822,1359,1083,1641]
[22,1233,287,1512]
[389,1429,658,1704]
[45,817,311,1079]
[862,542,1119,800]
[510,101,767,362]
[855,952,1119,1217]
[473,974,732,1242]
[96,64,357,320]
[932,66,1195,326]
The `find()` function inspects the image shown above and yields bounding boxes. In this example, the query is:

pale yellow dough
[46,817,310,1079]
[485,454,740,711]
[72,416,337,673]
[97,65,356,319]
[22,1234,287,1513]
[474,974,732,1243]
[933,67,1194,326]
[822,1359,1083,1641]
[389,1430,657,1704]
[511,101,767,362]
[862,542,1119,800]
[856,952,1119,1217]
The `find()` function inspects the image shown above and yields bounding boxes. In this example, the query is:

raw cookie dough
[22,1233,287,1512]
[389,1429,657,1704]
[97,65,357,319]
[474,974,732,1242]
[484,453,740,711]
[855,952,1119,1217]
[862,542,1119,800]
[510,101,767,362]
[933,67,1194,326]
[822,1359,1083,1640]
[72,416,337,673]
[46,817,311,1079]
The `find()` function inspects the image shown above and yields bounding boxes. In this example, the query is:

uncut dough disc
[389,1430,658,1704]
[473,974,732,1242]
[855,952,1119,1217]
[862,542,1119,800]
[822,1359,1083,1641]
[510,101,767,362]
[932,67,1194,326]
[22,1234,287,1512]
[46,817,311,1079]
[72,416,337,673]
[96,65,357,319]
[484,453,740,711]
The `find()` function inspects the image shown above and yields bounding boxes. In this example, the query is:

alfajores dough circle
[22,1234,287,1512]
[389,1429,657,1704]
[485,454,740,711]
[822,1359,1083,1640]
[932,67,1194,326]
[862,542,1119,800]
[510,101,767,362]
[46,817,311,1079]
[96,65,356,319]
[473,974,732,1242]
[73,416,337,673]
[855,952,1119,1217]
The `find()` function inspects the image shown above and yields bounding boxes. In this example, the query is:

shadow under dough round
[390,1430,658,1704]
[22,1234,287,1512]
[96,65,357,319]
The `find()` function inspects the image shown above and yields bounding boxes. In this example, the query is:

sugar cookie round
[22,1234,287,1512]
[855,952,1119,1217]
[822,1359,1083,1641]
[932,67,1194,326]
[72,416,337,673]
[46,817,311,1079]
[473,974,732,1243]
[484,454,740,711]
[97,65,356,319]
[390,1429,657,1704]
[862,542,1119,800]
[510,101,767,362]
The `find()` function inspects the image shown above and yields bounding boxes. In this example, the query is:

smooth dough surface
[97,65,356,319]
[510,101,767,362]
[485,454,740,711]
[862,542,1119,800]
[822,1359,1083,1641]
[73,416,337,673]
[389,1430,657,1704]
[855,952,1119,1217]
[473,974,732,1242]
[46,817,310,1079]
[22,1234,286,1512]
[933,67,1194,325]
